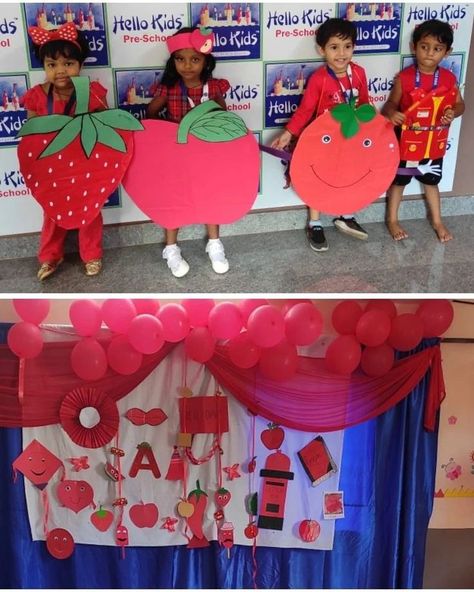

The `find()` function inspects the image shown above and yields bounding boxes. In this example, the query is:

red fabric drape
[0,339,444,432]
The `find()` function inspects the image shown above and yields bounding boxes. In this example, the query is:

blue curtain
[0,326,439,588]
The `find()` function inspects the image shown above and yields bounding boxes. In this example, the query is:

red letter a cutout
[129,442,161,478]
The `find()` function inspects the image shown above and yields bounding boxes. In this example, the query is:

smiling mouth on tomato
[310,165,371,188]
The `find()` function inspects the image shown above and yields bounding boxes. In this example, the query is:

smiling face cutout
[12,440,63,490]
[290,109,399,215]
[46,528,75,560]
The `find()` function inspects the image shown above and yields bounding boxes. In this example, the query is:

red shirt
[397,64,457,113]
[23,81,107,115]
[154,78,230,123]
[286,62,369,137]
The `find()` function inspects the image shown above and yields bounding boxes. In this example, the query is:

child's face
[319,35,355,76]
[414,35,451,73]
[44,55,81,91]
[173,48,206,86]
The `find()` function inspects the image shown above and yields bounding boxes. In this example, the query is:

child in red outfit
[22,24,107,280]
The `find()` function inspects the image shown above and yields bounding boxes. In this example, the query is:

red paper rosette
[60,387,119,449]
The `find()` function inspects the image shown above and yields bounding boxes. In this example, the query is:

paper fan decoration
[60,387,119,448]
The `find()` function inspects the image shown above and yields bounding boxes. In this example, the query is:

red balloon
[332,301,363,335]
[238,299,268,325]
[325,335,361,375]
[259,341,298,381]
[355,309,391,347]
[102,299,137,334]
[128,314,164,354]
[284,302,323,345]
[69,299,102,337]
[360,344,395,377]
[132,299,160,315]
[13,299,50,325]
[8,322,43,359]
[280,299,312,318]
[181,299,215,327]
[365,299,397,319]
[70,338,108,381]
[107,335,143,375]
[388,314,423,351]
[157,303,190,342]
[416,300,454,337]
[208,302,243,340]
[247,305,285,348]
[228,331,261,368]
[185,327,215,363]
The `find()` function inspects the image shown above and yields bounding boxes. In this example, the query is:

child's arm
[26,110,38,120]
[213,93,227,110]
[147,95,167,119]
[381,77,405,126]
[440,89,465,125]
[271,129,293,150]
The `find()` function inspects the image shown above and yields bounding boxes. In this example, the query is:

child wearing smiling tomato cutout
[147,27,230,278]
[382,19,465,243]
[271,18,370,253]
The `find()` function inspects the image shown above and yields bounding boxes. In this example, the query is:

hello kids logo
[0,16,19,48]
[265,7,331,40]
[112,12,184,44]
[406,4,468,26]
[226,83,260,112]
[0,76,28,147]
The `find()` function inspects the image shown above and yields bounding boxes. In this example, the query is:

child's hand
[388,111,405,126]
[271,130,292,150]
[440,108,455,125]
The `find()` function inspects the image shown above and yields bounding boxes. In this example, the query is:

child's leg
[165,228,179,245]
[423,184,453,242]
[206,224,219,239]
[162,227,189,278]
[308,207,320,222]
[38,214,67,263]
[79,213,103,276]
[386,184,408,240]
[306,208,328,251]
[205,224,229,274]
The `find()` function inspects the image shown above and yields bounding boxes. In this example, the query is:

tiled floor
[0,215,472,294]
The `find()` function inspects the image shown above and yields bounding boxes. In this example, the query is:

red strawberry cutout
[214,487,231,508]
[18,76,143,230]
[260,423,285,450]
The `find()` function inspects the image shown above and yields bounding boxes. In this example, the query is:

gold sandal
[37,258,63,281]
[85,259,102,276]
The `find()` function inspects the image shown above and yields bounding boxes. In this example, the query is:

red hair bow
[125,408,168,426]
[28,22,81,49]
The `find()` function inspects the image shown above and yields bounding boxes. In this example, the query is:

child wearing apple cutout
[22,24,108,280]
[382,19,465,243]
[147,27,231,277]
[271,18,370,252]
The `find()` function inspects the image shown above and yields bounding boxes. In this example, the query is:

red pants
[38,213,103,263]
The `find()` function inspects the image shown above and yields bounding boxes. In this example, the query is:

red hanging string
[18,358,25,405]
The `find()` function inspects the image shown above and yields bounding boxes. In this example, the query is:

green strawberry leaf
[81,114,98,158]
[341,118,361,139]
[331,103,354,124]
[92,109,144,131]
[39,116,82,158]
[355,103,376,123]
[17,114,73,137]
[92,116,127,152]
[177,100,247,144]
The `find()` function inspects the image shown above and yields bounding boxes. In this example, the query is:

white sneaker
[162,244,189,278]
[205,239,229,274]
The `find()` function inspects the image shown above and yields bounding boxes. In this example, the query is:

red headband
[166,27,214,55]
[28,23,82,51]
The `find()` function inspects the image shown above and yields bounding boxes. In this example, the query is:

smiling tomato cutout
[290,103,398,215]
[57,479,95,513]
[46,528,75,560]
[12,439,63,490]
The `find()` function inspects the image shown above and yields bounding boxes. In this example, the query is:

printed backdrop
[0,2,473,235]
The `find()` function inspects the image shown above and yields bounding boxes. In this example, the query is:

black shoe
[333,217,368,240]
[306,225,328,252]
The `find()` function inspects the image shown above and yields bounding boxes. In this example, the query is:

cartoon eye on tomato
[290,102,399,215]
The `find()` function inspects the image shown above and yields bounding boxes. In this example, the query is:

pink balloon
[365,299,397,319]
[101,299,137,334]
[247,305,285,348]
[325,335,361,375]
[284,302,323,345]
[69,300,102,337]
[355,309,391,347]
[13,299,50,325]
[360,344,395,377]
[280,299,312,318]
[259,341,298,381]
[107,335,143,375]
[185,327,215,363]
[228,331,261,368]
[181,299,215,327]
[157,303,190,342]
[388,314,423,351]
[332,301,363,334]
[239,299,268,325]
[132,299,160,315]
[70,338,108,381]
[416,300,454,337]
[208,302,243,340]
[128,314,164,354]
[7,322,43,359]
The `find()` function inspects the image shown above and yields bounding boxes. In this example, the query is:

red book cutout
[297,436,337,487]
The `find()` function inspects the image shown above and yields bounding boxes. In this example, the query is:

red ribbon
[125,407,167,426]
[28,23,81,49]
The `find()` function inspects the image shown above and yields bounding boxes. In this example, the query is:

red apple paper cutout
[57,479,94,513]
[299,519,321,542]
[91,505,114,532]
[260,423,285,450]
[129,502,159,528]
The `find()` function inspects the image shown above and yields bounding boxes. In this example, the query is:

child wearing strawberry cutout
[147,27,231,278]
[23,24,107,280]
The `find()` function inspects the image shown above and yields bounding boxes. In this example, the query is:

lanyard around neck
[47,84,76,116]
[326,63,354,104]
[415,66,440,90]
[179,81,209,109]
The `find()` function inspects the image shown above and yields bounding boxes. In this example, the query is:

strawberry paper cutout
[57,479,95,513]
[261,423,285,450]
[18,76,143,230]
[12,439,63,490]
[90,505,114,532]
[122,100,260,229]
[214,487,232,507]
